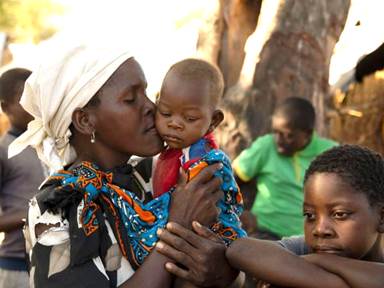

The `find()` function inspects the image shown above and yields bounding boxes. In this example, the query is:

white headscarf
[8,45,133,172]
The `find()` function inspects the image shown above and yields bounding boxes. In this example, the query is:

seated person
[0,68,45,288]
[233,97,337,239]
[157,145,384,287]
[154,58,246,245]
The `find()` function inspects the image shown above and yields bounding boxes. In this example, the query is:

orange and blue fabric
[153,133,247,245]
[44,161,170,270]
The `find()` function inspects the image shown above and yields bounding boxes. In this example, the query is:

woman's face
[89,58,163,159]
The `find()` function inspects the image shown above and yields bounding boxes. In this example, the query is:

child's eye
[185,116,198,122]
[333,211,350,220]
[159,111,171,117]
[303,212,315,221]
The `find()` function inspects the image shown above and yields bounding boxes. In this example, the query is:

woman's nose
[143,97,155,116]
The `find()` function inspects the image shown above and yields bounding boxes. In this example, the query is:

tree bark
[248,0,351,139]
[212,0,351,158]
[218,0,262,88]
[197,0,262,88]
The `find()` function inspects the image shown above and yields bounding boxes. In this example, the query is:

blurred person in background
[0,68,45,288]
[234,97,337,240]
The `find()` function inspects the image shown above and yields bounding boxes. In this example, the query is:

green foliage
[0,0,64,43]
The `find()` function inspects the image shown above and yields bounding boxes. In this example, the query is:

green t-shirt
[233,134,337,237]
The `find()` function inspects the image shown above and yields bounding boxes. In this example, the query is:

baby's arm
[226,237,350,288]
[303,253,384,288]
[193,149,246,243]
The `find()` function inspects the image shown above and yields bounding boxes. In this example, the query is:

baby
[154,58,246,244]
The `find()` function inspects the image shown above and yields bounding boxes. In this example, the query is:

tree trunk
[210,0,351,158]
[197,0,262,88]
[249,0,350,137]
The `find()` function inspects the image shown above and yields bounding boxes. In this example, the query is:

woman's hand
[156,221,239,287]
[168,164,222,228]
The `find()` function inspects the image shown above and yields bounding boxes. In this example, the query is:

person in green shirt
[233,97,337,239]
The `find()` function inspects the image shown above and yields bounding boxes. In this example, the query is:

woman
[9,45,238,287]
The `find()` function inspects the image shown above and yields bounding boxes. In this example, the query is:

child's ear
[71,108,96,136]
[378,205,384,233]
[208,109,224,133]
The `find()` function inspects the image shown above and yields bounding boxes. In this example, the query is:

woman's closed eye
[124,97,135,104]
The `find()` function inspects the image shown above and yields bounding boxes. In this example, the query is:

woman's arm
[121,164,225,288]
[303,253,384,288]
[157,221,242,288]
[30,164,224,288]
[119,250,173,288]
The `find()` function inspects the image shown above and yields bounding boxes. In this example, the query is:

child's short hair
[304,144,384,206]
[163,58,224,106]
[0,68,31,103]
[274,97,315,132]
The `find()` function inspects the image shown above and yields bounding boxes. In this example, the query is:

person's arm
[156,222,348,288]
[31,164,224,288]
[303,253,384,288]
[235,175,256,210]
[227,237,350,288]
[232,138,264,234]
[0,154,26,233]
[156,221,242,288]
[121,164,224,288]
[0,209,26,232]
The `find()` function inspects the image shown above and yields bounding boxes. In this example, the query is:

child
[0,68,45,288]
[227,144,384,287]
[154,58,246,244]
[156,145,384,287]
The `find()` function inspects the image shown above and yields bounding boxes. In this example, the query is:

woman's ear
[208,109,224,133]
[71,108,96,135]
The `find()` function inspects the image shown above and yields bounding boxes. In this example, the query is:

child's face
[156,74,222,149]
[303,172,383,261]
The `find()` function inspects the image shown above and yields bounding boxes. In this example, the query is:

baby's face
[156,74,215,149]
[303,172,383,261]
